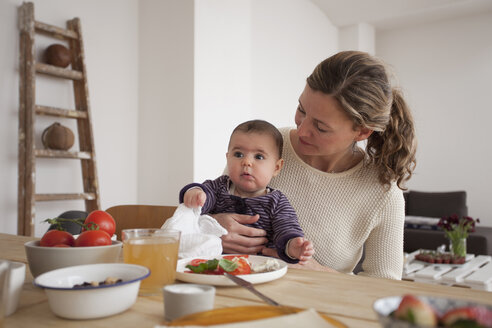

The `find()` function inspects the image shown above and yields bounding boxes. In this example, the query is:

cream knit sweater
[269,128,404,280]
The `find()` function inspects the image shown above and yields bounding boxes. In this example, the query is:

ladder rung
[35,193,96,202]
[36,105,88,119]
[35,149,92,159]
[36,62,83,80]
[35,21,78,39]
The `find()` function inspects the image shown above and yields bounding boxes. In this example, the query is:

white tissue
[161,204,227,259]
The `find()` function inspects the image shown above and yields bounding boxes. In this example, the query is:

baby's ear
[273,158,284,177]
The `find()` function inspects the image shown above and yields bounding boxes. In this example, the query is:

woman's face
[295,84,363,157]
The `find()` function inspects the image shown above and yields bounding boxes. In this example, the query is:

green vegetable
[186,259,218,273]
[185,258,239,273]
[218,259,238,272]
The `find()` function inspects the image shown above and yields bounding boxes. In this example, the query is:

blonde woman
[213,51,417,280]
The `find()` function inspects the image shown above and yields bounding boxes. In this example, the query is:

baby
[180,120,314,263]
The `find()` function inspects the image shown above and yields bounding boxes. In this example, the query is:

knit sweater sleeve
[357,185,405,280]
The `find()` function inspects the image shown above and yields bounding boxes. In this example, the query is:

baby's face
[226,131,283,198]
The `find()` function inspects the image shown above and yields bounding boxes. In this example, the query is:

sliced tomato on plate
[189,259,208,266]
[220,255,251,275]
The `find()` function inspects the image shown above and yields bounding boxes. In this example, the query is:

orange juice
[122,229,180,295]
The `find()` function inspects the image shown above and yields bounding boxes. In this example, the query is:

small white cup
[0,260,26,317]
[163,284,215,321]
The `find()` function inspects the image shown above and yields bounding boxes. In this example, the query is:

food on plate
[73,276,123,288]
[40,210,115,247]
[392,294,492,327]
[186,255,251,275]
[441,306,492,327]
[250,258,281,273]
[83,210,116,237]
[394,294,438,326]
[185,255,282,275]
[415,251,465,264]
[74,230,112,247]
[40,230,75,247]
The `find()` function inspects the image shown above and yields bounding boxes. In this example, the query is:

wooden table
[2,233,492,327]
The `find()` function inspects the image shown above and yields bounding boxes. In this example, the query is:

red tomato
[190,259,207,266]
[83,210,116,237]
[221,255,251,275]
[74,230,112,247]
[53,244,71,247]
[222,255,249,260]
[228,257,251,275]
[40,230,75,247]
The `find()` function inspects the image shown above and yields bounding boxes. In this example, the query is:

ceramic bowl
[34,263,149,319]
[24,240,122,277]
[373,295,492,328]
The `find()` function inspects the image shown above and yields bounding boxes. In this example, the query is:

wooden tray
[168,305,347,327]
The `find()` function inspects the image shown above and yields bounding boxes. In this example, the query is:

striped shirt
[179,175,304,263]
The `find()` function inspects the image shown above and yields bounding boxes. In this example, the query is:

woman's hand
[262,248,337,273]
[211,213,268,254]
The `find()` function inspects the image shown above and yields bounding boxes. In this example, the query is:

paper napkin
[161,204,227,259]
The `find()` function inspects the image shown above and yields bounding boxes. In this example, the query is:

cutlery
[224,272,280,306]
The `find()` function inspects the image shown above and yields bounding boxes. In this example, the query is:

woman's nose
[297,118,309,137]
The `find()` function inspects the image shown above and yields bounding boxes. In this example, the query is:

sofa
[403,190,492,256]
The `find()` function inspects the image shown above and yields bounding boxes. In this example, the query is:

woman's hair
[230,120,283,159]
[306,51,416,189]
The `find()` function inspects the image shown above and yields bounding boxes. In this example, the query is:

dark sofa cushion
[405,190,468,217]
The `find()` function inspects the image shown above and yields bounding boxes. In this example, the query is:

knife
[224,272,280,306]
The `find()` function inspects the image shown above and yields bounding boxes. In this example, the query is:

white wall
[0,0,139,236]
[194,0,338,183]
[377,11,492,226]
[137,0,194,206]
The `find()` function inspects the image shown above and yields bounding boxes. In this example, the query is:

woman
[214,51,416,280]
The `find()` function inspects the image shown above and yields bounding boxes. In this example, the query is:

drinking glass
[122,229,180,296]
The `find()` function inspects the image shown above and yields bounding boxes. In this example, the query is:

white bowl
[25,240,122,277]
[34,263,149,319]
[373,295,492,328]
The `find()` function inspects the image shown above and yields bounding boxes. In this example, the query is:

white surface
[0,260,25,317]
[24,240,122,277]
[176,255,288,286]
[403,251,492,291]
[34,263,149,320]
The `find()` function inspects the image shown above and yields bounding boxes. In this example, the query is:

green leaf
[218,259,238,272]
[186,259,219,273]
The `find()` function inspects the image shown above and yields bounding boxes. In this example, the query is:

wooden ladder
[18,2,100,236]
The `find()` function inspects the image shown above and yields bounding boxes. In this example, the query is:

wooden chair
[105,205,177,240]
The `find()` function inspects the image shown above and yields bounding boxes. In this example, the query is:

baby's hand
[288,237,314,263]
[183,188,206,208]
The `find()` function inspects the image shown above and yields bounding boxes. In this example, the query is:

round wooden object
[45,44,71,68]
[42,122,75,150]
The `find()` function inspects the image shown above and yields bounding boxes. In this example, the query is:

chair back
[105,205,177,240]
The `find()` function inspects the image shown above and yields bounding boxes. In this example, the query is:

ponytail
[366,89,417,189]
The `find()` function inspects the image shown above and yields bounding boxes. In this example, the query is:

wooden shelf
[34,21,78,39]
[35,149,92,159]
[35,193,96,202]
[36,105,88,119]
[35,62,83,80]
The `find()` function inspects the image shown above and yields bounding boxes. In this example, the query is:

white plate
[176,255,288,286]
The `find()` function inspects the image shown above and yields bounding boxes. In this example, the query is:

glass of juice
[122,228,181,296]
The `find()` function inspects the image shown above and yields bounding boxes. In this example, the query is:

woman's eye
[297,105,306,115]
[255,154,265,160]
[233,152,243,158]
[316,125,328,133]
